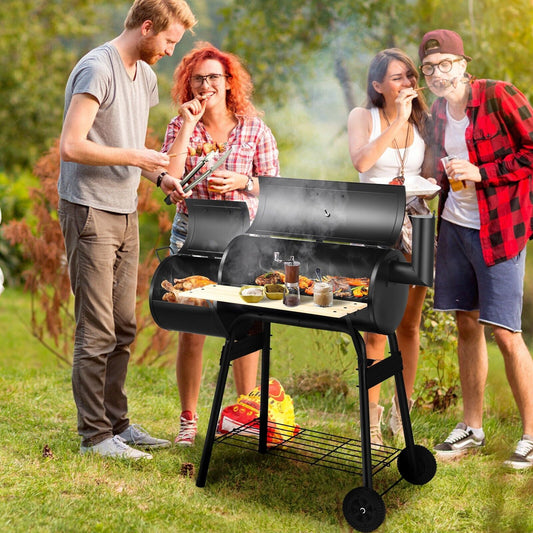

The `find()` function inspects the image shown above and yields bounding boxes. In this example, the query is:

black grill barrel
[387,214,435,287]
[250,177,405,246]
[149,199,250,337]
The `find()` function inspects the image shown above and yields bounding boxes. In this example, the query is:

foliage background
[1,0,533,348]
[2,0,533,173]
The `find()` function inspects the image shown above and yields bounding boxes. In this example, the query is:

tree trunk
[334,54,356,112]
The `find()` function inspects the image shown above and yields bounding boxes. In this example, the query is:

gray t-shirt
[58,43,158,213]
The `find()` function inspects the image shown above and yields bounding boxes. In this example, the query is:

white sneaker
[369,402,384,447]
[434,423,485,457]
[80,435,153,460]
[388,396,414,437]
[504,436,533,469]
[118,424,170,449]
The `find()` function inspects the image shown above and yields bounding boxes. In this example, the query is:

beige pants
[58,199,139,446]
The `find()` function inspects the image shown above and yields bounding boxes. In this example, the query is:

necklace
[381,109,411,179]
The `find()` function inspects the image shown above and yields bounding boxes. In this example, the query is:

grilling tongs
[164,146,233,205]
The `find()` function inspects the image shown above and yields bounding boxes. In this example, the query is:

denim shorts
[169,212,189,255]
[434,219,525,332]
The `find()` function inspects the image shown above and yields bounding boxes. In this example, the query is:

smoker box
[149,198,250,337]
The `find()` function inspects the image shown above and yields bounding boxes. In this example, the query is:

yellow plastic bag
[217,378,299,445]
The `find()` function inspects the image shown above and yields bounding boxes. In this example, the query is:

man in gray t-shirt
[57,0,196,460]
[59,42,159,213]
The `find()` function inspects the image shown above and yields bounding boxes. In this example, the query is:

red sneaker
[175,411,198,447]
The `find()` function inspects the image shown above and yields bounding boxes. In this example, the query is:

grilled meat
[256,272,370,299]
[161,276,215,307]
[255,271,284,286]
[305,276,369,298]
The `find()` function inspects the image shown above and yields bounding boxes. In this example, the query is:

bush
[2,135,178,366]
[416,288,460,412]
[0,170,39,286]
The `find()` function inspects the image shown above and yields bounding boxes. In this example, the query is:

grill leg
[349,327,373,491]
[259,322,271,454]
[388,333,416,450]
[196,338,233,487]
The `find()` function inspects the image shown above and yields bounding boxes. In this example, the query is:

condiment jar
[283,260,300,307]
[313,280,333,307]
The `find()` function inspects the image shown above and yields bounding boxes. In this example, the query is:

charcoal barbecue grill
[150,177,437,532]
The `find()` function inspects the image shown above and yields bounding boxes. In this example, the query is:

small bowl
[239,285,265,303]
[264,283,286,300]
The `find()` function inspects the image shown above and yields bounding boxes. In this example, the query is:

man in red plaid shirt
[419,29,533,469]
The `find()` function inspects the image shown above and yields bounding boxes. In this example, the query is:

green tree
[221,0,533,112]
[0,0,237,172]
[0,1,129,171]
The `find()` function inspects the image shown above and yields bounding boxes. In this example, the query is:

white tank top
[359,107,426,182]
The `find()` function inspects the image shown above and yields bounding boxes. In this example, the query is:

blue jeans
[170,211,189,255]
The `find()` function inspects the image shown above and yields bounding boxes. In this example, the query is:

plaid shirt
[162,115,279,220]
[431,79,533,266]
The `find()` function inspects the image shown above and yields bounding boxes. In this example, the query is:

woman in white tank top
[359,106,426,181]
[347,48,434,447]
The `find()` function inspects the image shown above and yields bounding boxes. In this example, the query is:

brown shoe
[369,402,384,447]
[388,396,414,437]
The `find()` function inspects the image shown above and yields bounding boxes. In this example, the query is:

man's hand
[136,149,170,173]
[160,174,192,204]
[447,158,482,183]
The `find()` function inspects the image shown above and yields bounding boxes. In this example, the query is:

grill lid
[180,199,250,257]
[249,177,405,246]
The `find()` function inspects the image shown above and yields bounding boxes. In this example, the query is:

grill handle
[388,214,435,286]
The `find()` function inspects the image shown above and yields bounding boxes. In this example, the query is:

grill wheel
[397,444,437,485]
[342,486,386,532]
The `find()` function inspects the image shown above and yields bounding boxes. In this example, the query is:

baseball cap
[419,29,472,62]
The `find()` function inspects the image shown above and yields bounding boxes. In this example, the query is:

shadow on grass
[187,438,430,531]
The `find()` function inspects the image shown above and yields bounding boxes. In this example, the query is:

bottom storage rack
[214,418,401,477]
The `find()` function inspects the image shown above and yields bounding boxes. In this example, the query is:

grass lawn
[1,287,532,532]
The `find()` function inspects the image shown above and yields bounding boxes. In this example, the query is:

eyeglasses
[420,58,463,76]
[190,73,228,88]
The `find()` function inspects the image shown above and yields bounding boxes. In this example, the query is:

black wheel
[342,486,386,532]
[397,445,437,485]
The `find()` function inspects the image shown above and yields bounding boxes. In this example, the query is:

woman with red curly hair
[161,42,279,446]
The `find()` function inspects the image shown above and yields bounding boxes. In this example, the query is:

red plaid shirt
[431,79,533,266]
[162,115,279,220]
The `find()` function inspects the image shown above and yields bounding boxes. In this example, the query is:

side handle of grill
[388,214,435,286]
[155,246,172,263]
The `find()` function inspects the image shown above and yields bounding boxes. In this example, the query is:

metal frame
[195,314,415,493]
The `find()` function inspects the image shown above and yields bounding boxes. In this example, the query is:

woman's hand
[418,177,439,199]
[178,95,208,126]
[395,88,418,124]
[207,169,248,193]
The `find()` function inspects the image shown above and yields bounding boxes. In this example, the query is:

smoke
[264,66,365,183]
